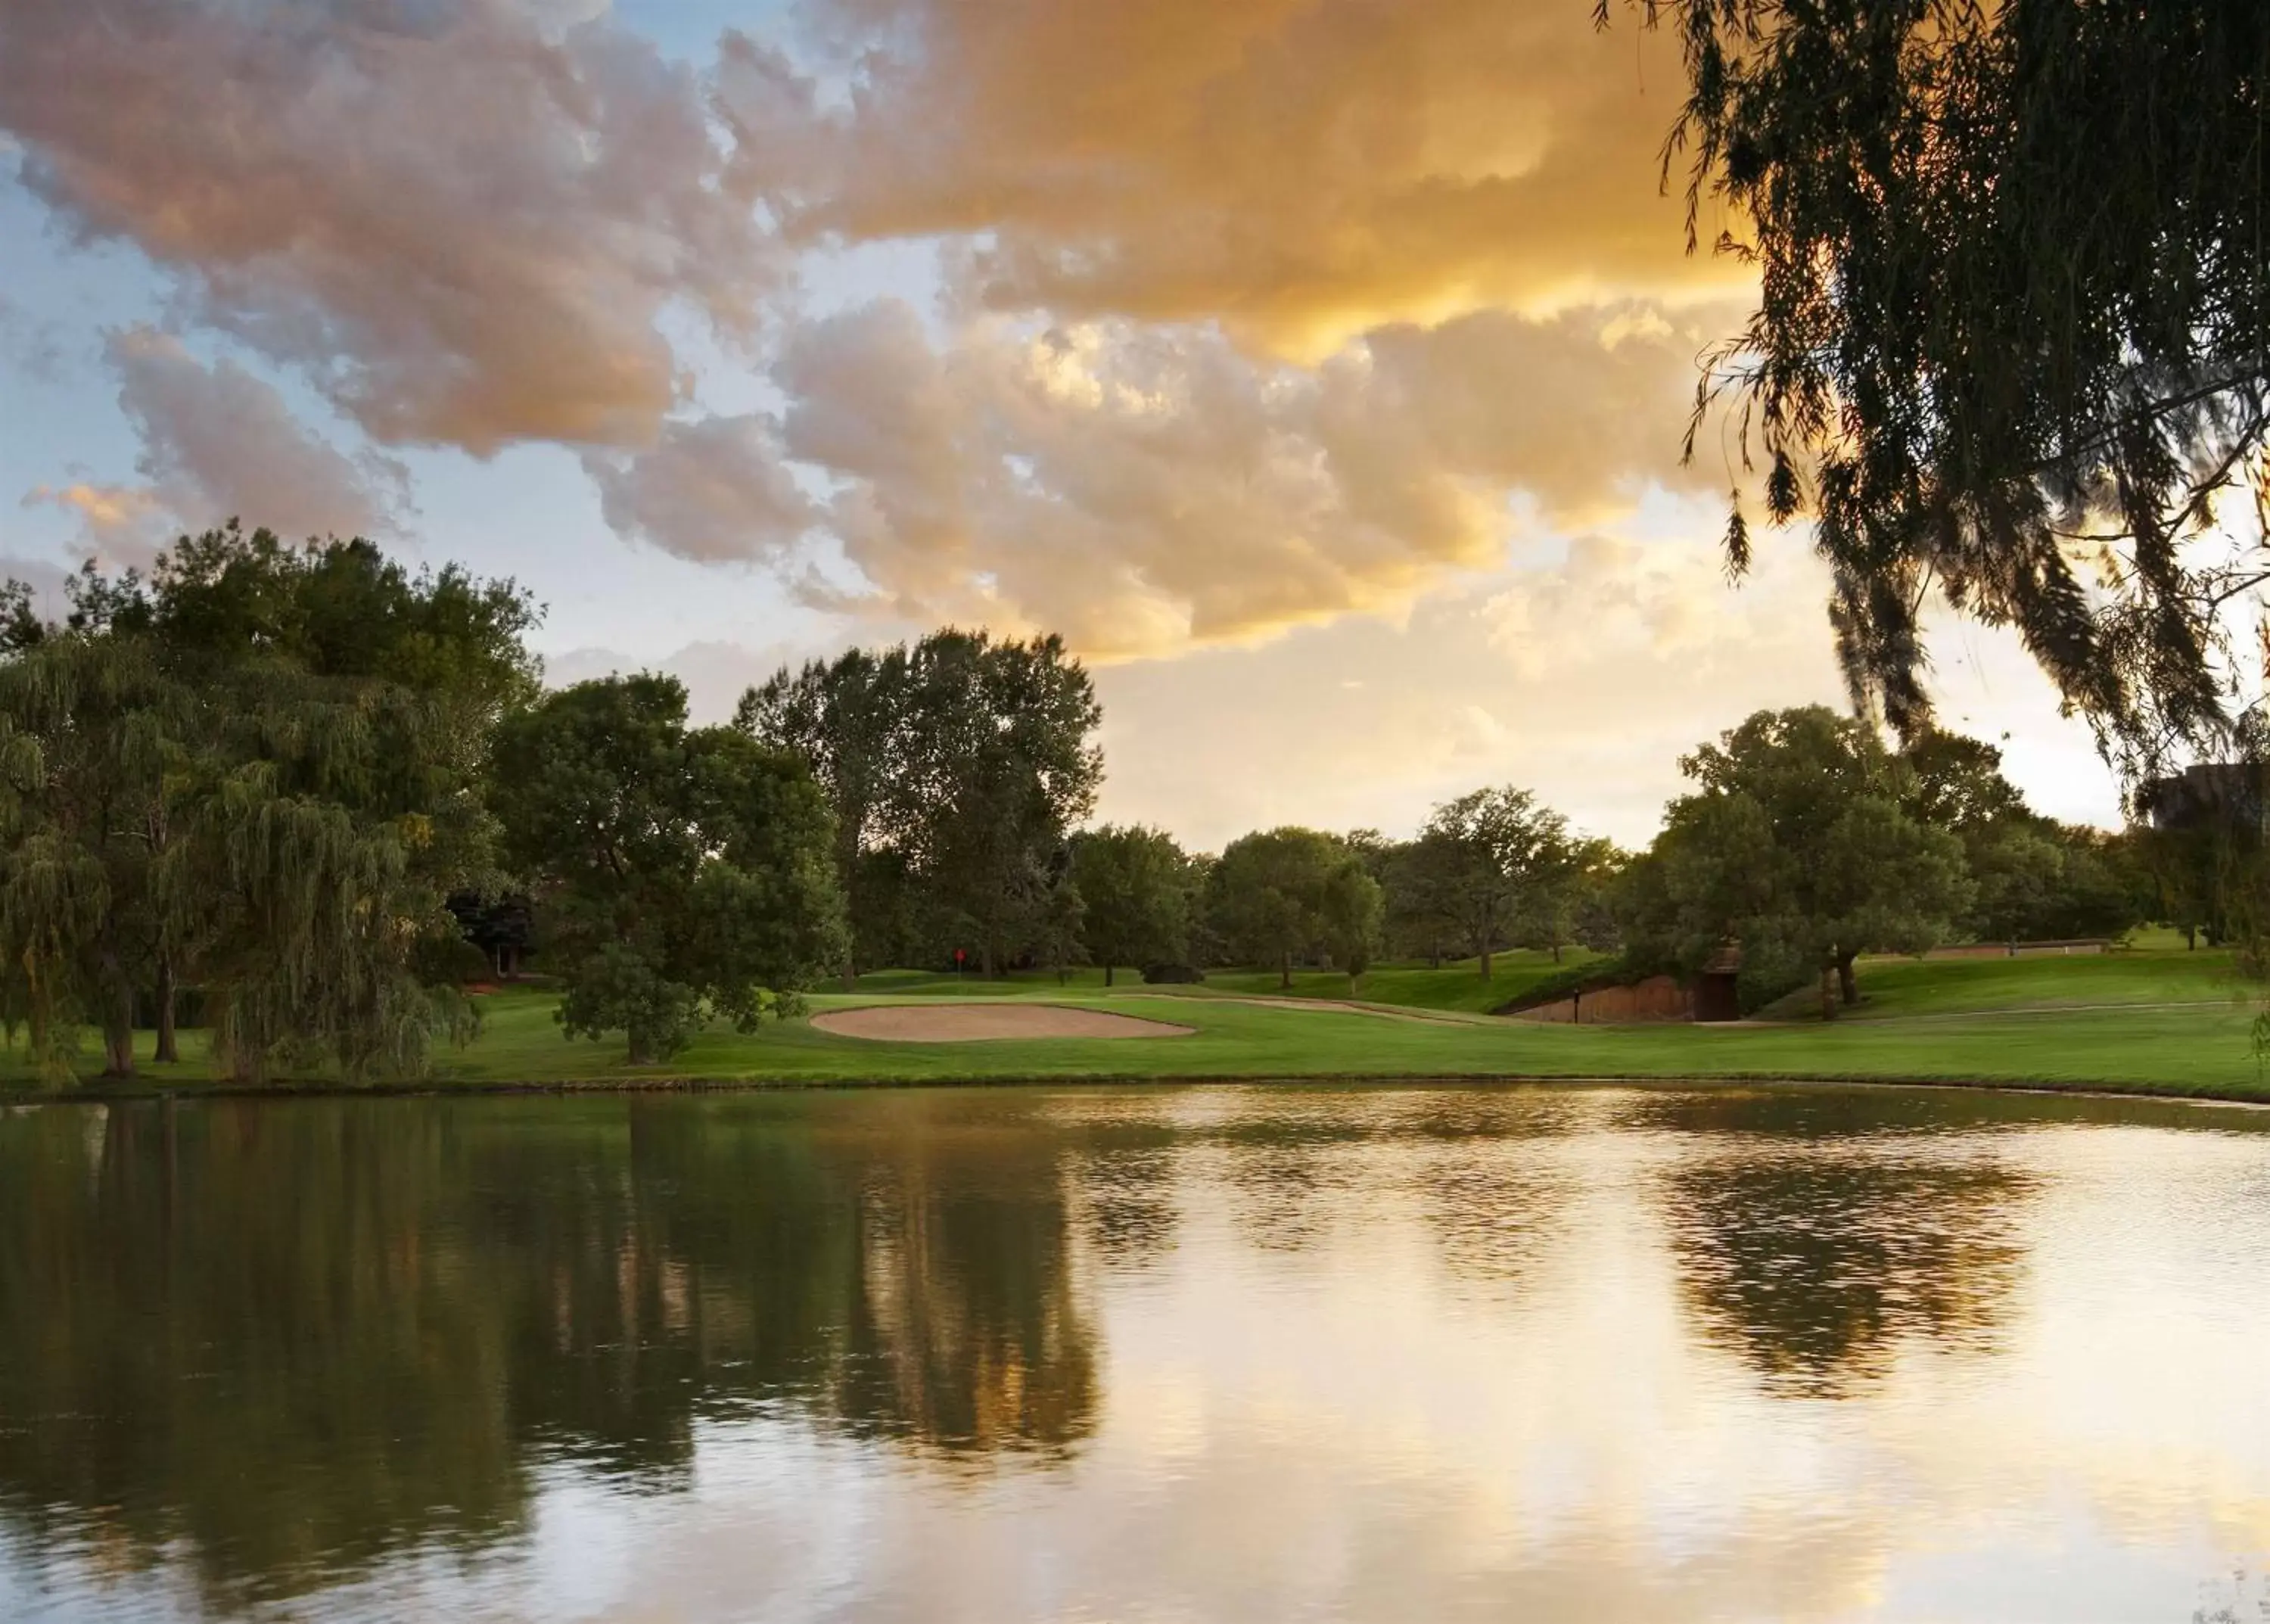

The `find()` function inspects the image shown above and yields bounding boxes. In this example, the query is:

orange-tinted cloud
[24,328,405,561]
[0,0,777,453]
[759,0,1734,356]
[608,297,1734,656]
[5,0,1765,667]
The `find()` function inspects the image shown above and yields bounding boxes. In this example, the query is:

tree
[1624,0,2270,761]
[737,647,906,987]
[0,526,538,1084]
[1071,826,1189,985]
[0,633,182,1079]
[1527,837,1628,963]
[890,630,1102,977]
[1031,871,1089,985]
[1418,787,1576,979]
[1320,857,1383,991]
[1380,833,1464,968]
[1637,708,1973,1018]
[1207,828,1340,988]
[1898,727,2144,943]
[491,675,843,1063]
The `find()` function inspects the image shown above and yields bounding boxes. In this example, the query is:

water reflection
[0,1085,2265,1622]
[0,1094,1104,1606]
[1661,1148,2032,1395]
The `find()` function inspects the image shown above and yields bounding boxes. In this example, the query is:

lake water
[2,1084,2267,1622]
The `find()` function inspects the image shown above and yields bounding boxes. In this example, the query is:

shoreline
[19,1069,2270,1112]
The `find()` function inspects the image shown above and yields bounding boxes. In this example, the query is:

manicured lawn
[13,948,2265,1102]
[1757,945,2246,1021]
[846,950,1597,1015]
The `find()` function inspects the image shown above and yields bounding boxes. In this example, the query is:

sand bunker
[811,1003,1196,1043]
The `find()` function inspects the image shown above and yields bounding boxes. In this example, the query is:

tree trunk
[628,1035,655,1066]
[103,995,135,1078]
[1552,941,1564,964]
[1429,943,1441,970]
[1479,944,1493,981]
[2186,926,2197,950]
[1836,953,1858,1006]
[101,954,135,1079]
[1818,966,1839,1022]
[154,953,179,1065]
[1104,963,1115,988]
[1280,948,1292,991]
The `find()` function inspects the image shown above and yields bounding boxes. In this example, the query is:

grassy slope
[849,950,1597,1015]
[1765,947,2244,1019]
[17,948,2265,1100]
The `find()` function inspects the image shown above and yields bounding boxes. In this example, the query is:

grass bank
[10,946,2263,1103]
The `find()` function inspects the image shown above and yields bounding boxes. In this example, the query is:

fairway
[810,1003,1196,1041]
[17,946,2266,1104]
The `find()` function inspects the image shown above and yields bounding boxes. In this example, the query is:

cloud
[1089,510,1849,848]
[580,415,816,566]
[0,0,778,453]
[543,636,825,724]
[587,297,1727,657]
[24,328,406,559]
[776,0,1736,356]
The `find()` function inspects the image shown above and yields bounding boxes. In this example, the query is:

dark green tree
[0,633,182,1079]
[1622,0,2270,759]
[0,526,538,1083]
[492,675,843,1063]
[1419,787,1578,979]
[1071,825,1189,985]
[1320,856,1384,991]
[1381,832,1465,968]
[737,646,907,987]
[1207,827,1342,988]
[1634,708,1973,1017]
[891,631,1102,977]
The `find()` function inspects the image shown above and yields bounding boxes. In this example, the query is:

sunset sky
[0,0,2117,848]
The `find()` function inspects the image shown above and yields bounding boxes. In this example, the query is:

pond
[1,1084,2266,1622]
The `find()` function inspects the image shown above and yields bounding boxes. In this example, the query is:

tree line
[0,526,2225,1083]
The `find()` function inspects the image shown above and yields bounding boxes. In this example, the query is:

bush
[1142,962,1205,985]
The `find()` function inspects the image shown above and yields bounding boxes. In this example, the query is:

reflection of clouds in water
[5,1088,2270,1620]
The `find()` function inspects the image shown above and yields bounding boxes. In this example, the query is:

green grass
[844,950,1597,1015]
[14,947,2268,1103]
[1756,945,2247,1022]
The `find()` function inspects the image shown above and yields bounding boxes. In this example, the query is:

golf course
[20,940,2264,1103]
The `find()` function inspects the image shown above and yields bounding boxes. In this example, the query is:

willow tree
[1,526,539,1084]
[179,666,487,1083]
[0,631,187,1080]
[1621,0,2270,767]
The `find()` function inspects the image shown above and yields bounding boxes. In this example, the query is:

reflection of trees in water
[1077,1145,1181,1268]
[0,1094,1100,1604]
[1210,1100,1382,1252]
[1394,1092,1580,1286]
[1661,1146,2034,1398]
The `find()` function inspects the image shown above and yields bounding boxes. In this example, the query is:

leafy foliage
[1205,827,1345,988]
[0,526,534,1083]
[1625,0,2270,761]
[1414,787,1580,978]
[1071,825,1191,985]
[742,630,1102,977]
[1625,707,1973,1015]
[493,675,844,1063]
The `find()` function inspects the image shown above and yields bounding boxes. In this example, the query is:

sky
[0,0,2121,850]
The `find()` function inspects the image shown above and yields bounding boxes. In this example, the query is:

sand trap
[812,1003,1196,1043]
